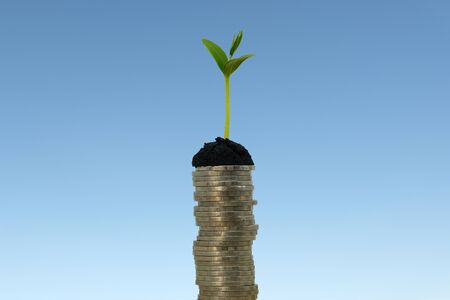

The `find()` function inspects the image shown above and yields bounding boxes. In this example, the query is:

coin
[195,279,254,286]
[198,229,257,234]
[193,245,253,251]
[196,236,256,242]
[198,228,257,234]
[197,200,257,207]
[195,214,255,220]
[198,226,256,232]
[194,205,253,212]
[193,180,253,187]
[198,231,257,237]
[196,273,255,279]
[195,211,254,217]
[194,250,252,256]
[195,197,255,203]
[192,170,252,178]
[195,196,255,202]
[195,264,254,270]
[197,255,253,261]
[194,240,252,246]
[195,165,255,171]
[195,185,254,192]
[196,220,256,226]
[198,292,257,299]
[194,191,253,197]
[195,262,255,268]
[199,284,258,291]
[196,270,254,276]
[198,292,257,298]
[199,224,258,231]
[193,176,252,182]
[196,221,256,228]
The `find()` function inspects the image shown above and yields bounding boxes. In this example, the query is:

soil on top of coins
[192,137,254,167]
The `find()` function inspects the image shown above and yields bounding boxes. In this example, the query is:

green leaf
[223,54,254,77]
[229,30,243,58]
[202,38,228,73]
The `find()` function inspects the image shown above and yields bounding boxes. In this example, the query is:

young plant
[202,30,254,140]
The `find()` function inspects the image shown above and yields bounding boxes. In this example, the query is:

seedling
[202,30,254,139]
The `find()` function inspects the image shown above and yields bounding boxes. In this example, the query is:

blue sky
[0,0,449,299]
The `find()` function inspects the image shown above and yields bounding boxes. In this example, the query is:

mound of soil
[192,137,254,167]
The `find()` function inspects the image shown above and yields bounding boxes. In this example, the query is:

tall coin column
[192,165,258,300]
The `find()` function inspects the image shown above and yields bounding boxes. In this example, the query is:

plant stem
[224,76,230,139]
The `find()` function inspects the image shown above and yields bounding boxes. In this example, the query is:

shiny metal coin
[197,255,252,261]
[195,265,255,271]
[195,185,254,192]
[199,284,258,291]
[195,215,255,221]
[195,211,253,217]
[194,240,252,246]
[196,280,255,286]
[194,206,253,212]
[196,235,256,241]
[194,250,252,256]
[198,231,257,237]
[193,171,253,178]
[193,180,253,187]
[197,200,257,207]
[196,270,254,276]
[194,191,253,197]
[198,224,259,231]
[193,175,252,182]
[196,221,256,227]
[193,245,253,252]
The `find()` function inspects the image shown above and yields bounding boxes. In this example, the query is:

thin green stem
[224,76,230,139]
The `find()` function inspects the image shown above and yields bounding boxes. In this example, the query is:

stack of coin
[192,165,258,300]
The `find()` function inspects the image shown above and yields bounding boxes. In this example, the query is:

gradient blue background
[1,1,449,299]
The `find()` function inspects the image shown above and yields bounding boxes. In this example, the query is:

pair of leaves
[202,31,254,78]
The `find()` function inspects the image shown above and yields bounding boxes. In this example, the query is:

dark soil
[192,137,254,167]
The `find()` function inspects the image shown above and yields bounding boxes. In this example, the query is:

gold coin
[194,192,254,198]
[193,245,253,251]
[198,224,258,231]
[195,211,253,217]
[193,175,252,182]
[196,280,255,286]
[197,200,257,207]
[196,220,256,227]
[196,220,255,226]
[195,265,255,271]
[193,171,253,178]
[198,292,258,298]
[198,227,257,233]
[197,278,256,285]
[195,254,253,261]
[194,206,253,212]
[193,180,253,187]
[195,215,255,221]
[199,284,258,291]
[195,197,255,203]
[196,269,254,275]
[194,254,253,265]
[195,185,254,192]
[194,250,252,256]
[196,235,256,241]
[198,231,257,238]
[194,240,253,246]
